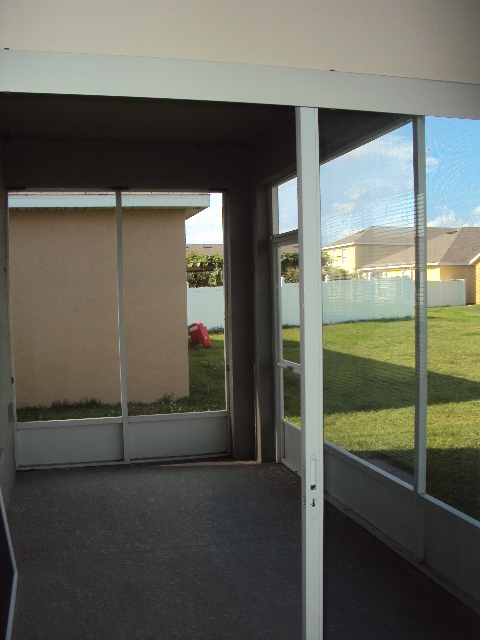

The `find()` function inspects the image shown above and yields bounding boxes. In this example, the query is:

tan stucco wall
[123,209,189,403]
[9,207,188,408]
[1,1,480,84]
[439,265,476,305]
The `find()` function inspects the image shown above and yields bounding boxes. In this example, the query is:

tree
[280,251,352,282]
[321,251,351,281]
[280,252,300,282]
[186,251,223,287]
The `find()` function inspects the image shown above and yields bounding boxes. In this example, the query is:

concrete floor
[6,462,480,639]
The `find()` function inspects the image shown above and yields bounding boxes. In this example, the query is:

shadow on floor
[6,462,480,639]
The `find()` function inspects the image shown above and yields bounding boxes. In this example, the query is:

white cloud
[332,201,355,214]
[473,205,480,216]
[428,207,456,228]
[349,133,413,161]
[185,193,223,243]
[426,156,440,168]
[344,187,366,201]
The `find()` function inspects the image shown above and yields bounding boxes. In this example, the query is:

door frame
[7,189,230,469]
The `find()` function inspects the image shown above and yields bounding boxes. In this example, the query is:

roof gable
[331,225,480,268]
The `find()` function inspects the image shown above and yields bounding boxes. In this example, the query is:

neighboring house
[9,192,210,408]
[324,226,480,304]
[186,243,223,257]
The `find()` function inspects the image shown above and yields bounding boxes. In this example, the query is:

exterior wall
[123,209,189,403]
[386,269,413,278]
[9,207,188,408]
[439,265,476,304]
[427,267,441,281]
[1,2,480,84]
[327,245,355,273]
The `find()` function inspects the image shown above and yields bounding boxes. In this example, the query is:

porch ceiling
[0,92,407,158]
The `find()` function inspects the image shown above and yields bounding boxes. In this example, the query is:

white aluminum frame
[115,191,131,462]
[271,216,301,469]
[413,116,428,561]
[8,189,230,469]
[0,486,17,640]
[1,50,479,120]
[271,129,324,637]
[2,46,480,627]
[296,107,323,640]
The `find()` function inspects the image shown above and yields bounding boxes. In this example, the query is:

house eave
[356,261,474,272]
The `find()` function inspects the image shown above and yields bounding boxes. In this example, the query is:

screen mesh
[320,123,415,480]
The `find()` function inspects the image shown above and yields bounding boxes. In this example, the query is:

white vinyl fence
[427,279,466,308]
[187,286,225,329]
[187,278,466,329]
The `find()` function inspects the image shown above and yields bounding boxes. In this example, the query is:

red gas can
[188,322,212,348]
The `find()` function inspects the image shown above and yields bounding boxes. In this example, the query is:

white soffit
[0,50,479,120]
[8,192,210,216]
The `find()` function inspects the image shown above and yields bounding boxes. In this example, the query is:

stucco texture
[122,209,189,403]
[9,207,189,408]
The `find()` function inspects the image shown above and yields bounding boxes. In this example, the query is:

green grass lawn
[17,308,480,520]
[17,331,227,421]
[283,306,480,521]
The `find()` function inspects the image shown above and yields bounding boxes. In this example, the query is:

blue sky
[185,192,223,244]
[277,117,480,246]
[186,117,480,246]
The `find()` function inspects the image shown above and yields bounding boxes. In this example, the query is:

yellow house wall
[385,269,412,278]
[427,267,441,281]
[326,246,355,273]
[1,1,480,84]
[476,263,480,305]
[9,207,189,408]
[439,265,476,305]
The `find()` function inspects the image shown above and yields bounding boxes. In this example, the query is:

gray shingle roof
[325,226,415,247]
[329,226,480,268]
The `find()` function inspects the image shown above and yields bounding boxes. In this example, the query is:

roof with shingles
[328,226,480,268]
[186,244,223,257]
[325,226,415,247]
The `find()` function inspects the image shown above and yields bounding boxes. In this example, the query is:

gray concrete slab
[6,462,480,639]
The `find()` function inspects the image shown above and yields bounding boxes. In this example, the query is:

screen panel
[9,193,122,422]
[320,123,416,481]
[425,116,480,522]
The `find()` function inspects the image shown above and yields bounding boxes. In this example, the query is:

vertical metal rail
[413,116,427,560]
[296,106,323,640]
[270,186,283,462]
[4,192,19,468]
[0,486,17,640]
[115,190,130,462]
[222,190,234,455]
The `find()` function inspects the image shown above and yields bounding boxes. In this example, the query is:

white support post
[296,106,323,640]
[115,190,130,462]
[270,186,282,461]
[413,116,427,559]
